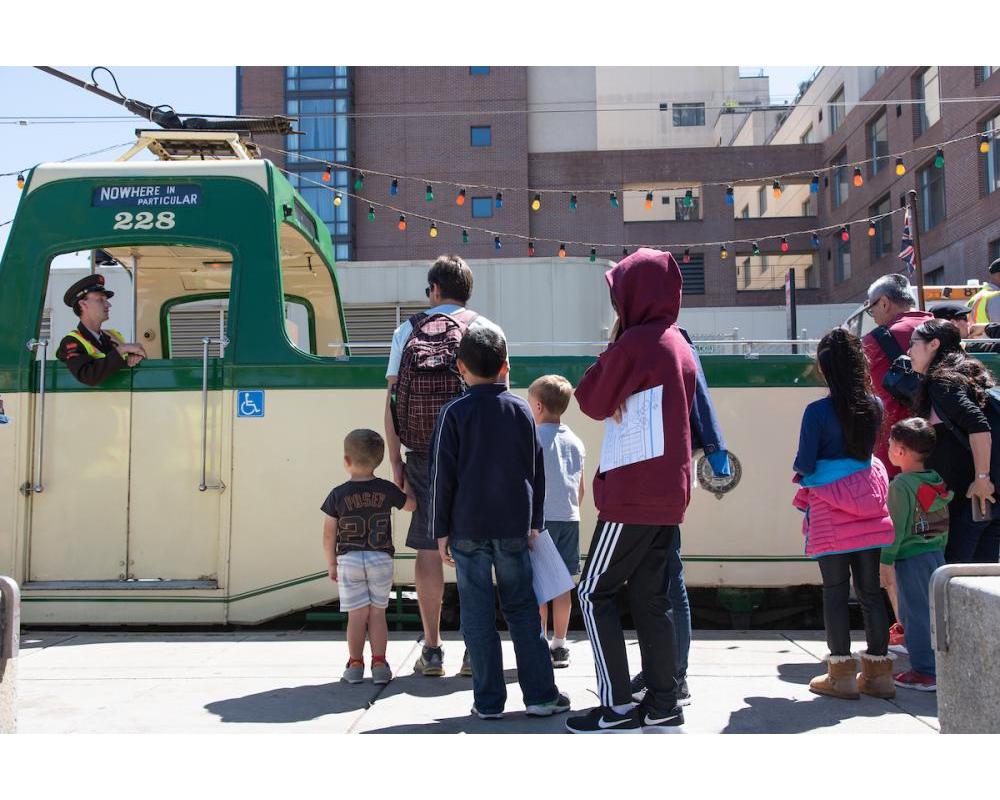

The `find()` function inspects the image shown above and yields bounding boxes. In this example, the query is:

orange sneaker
[888,622,908,655]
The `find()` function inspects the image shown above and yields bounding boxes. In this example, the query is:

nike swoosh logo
[644,714,679,725]
[597,716,631,729]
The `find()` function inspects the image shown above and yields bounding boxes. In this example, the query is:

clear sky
[0,65,816,256]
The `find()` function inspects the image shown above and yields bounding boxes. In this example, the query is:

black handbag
[872,326,923,408]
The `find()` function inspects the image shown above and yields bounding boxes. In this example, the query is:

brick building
[236,66,1000,311]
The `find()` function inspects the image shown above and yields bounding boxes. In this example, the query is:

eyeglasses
[425,285,432,298]
[864,298,881,318]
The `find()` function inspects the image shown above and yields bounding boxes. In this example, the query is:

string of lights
[259,125,993,202]
[2,141,135,187]
[280,165,907,261]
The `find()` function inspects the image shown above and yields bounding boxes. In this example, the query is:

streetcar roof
[25,160,271,195]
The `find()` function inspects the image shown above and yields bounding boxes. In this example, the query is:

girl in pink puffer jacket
[792,328,895,701]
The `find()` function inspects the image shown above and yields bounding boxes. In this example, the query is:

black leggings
[816,548,888,657]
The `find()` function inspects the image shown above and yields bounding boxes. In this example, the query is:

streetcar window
[278,223,345,358]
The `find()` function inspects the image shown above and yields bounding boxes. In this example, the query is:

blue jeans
[450,536,558,714]
[666,527,691,680]
[945,499,1000,564]
[895,550,945,677]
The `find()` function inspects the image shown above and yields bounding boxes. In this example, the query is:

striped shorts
[337,550,394,612]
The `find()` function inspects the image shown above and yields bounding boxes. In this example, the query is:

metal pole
[908,189,927,311]
[199,337,210,491]
[131,255,138,343]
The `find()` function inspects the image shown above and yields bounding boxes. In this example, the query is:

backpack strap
[872,325,905,363]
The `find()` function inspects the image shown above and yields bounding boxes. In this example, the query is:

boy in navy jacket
[430,326,570,720]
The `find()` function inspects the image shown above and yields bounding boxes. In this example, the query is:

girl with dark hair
[793,328,896,700]
[908,319,1000,563]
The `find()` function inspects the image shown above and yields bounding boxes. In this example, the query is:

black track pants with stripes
[578,521,678,709]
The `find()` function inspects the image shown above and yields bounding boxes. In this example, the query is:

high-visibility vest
[64,328,124,359]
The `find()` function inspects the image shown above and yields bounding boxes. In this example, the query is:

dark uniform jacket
[56,324,126,386]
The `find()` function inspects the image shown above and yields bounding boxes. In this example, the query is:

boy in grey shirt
[528,375,586,668]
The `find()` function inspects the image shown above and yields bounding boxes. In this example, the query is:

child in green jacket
[884,418,953,693]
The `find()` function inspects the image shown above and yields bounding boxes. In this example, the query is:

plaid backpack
[392,310,478,453]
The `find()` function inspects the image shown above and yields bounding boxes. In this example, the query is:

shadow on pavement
[722,693,901,733]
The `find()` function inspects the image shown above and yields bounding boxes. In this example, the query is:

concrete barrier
[932,565,1000,734]
[0,576,19,734]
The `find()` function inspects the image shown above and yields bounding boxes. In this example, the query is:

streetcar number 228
[112,211,176,230]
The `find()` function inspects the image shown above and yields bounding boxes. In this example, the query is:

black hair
[913,319,995,413]
[427,254,473,304]
[890,418,936,460]
[457,326,507,379]
[816,327,883,461]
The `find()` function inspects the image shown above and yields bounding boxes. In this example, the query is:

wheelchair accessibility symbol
[237,390,265,418]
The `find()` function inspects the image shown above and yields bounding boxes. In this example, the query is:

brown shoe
[809,654,860,699]
[857,651,896,699]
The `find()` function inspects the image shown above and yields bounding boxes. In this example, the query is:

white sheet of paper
[599,385,665,473]
[529,529,576,605]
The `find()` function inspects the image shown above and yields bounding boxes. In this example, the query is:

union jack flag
[898,206,916,276]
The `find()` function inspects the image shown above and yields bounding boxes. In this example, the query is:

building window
[471,197,493,218]
[286,66,347,92]
[875,66,887,80]
[828,87,846,134]
[925,266,945,285]
[757,186,767,216]
[680,254,705,295]
[672,103,705,127]
[674,196,700,221]
[283,66,352,258]
[836,239,852,284]
[470,126,492,147]
[469,67,490,75]
[738,255,819,291]
[740,204,750,220]
[802,197,816,217]
[976,66,997,85]
[914,67,941,136]
[831,151,849,209]
[869,195,893,263]
[984,112,1000,195]
[867,110,889,175]
[742,258,752,289]
[990,238,1000,263]
[799,124,814,144]
[917,161,947,232]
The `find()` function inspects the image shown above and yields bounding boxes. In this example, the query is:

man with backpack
[384,254,505,677]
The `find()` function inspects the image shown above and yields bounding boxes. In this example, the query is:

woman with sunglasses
[908,319,1000,563]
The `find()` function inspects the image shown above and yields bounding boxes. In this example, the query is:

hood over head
[606,247,682,330]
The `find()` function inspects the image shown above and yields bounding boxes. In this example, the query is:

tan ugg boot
[857,651,896,699]
[809,654,860,699]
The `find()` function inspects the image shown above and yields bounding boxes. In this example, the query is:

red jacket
[575,248,697,525]
[862,310,932,477]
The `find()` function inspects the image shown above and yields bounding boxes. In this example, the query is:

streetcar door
[123,245,232,584]
[26,253,134,582]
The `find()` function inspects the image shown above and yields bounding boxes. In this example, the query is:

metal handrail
[25,339,48,493]
[198,336,228,492]
[931,563,1000,652]
[335,339,826,349]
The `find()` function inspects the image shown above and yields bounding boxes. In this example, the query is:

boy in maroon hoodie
[565,248,697,734]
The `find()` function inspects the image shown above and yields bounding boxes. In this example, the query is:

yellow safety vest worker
[64,328,125,358]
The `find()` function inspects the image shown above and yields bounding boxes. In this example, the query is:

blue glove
[707,450,731,477]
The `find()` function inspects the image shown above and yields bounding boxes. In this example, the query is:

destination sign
[92,184,201,208]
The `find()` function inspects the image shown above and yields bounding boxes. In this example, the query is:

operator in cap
[966,256,1000,324]
[932,300,1000,353]
[55,274,147,386]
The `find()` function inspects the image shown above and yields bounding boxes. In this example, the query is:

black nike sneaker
[565,706,641,734]
[634,701,685,730]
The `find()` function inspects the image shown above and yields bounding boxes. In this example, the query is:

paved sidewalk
[16,629,938,733]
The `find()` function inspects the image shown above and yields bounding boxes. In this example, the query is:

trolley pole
[908,189,927,311]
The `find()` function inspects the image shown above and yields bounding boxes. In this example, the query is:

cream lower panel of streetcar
[0,393,30,580]
[128,390,228,582]
[27,391,131,581]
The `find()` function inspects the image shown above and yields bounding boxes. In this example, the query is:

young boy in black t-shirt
[321,429,416,685]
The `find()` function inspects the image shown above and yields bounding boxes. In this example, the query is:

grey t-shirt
[537,422,586,522]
